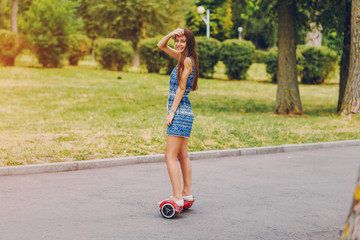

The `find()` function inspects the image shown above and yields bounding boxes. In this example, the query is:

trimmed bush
[263,45,337,84]
[196,37,221,78]
[162,41,178,75]
[263,46,306,83]
[0,30,24,66]
[96,39,133,71]
[263,48,278,83]
[67,34,91,66]
[138,37,165,73]
[297,46,337,84]
[164,55,178,75]
[219,39,255,80]
[254,49,268,63]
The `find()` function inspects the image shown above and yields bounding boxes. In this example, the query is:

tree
[340,0,360,117]
[275,0,302,115]
[11,0,18,33]
[231,0,260,39]
[0,0,11,29]
[91,0,191,66]
[78,0,102,61]
[20,0,79,67]
[186,0,233,41]
[0,29,24,65]
[338,0,351,112]
[306,0,351,112]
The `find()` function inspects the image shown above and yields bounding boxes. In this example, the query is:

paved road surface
[1,145,359,240]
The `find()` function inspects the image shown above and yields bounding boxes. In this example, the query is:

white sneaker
[174,199,184,207]
[158,197,184,207]
[183,195,194,201]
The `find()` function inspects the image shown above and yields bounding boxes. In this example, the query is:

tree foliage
[89,0,191,50]
[0,29,24,65]
[186,0,233,41]
[231,0,260,38]
[20,0,80,67]
[0,0,11,29]
[78,0,101,41]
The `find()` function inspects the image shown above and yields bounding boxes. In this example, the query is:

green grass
[0,54,359,166]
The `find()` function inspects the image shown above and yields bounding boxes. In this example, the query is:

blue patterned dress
[167,60,195,138]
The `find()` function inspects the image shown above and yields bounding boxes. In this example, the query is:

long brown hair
[176,28,199,91]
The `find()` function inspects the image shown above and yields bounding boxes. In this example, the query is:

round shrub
[67,34,91,66]
[196,37,221,78]
[263,48,278,83]
[96,39,133,71]
[164,54,178,75]
[138,37,165,73]
[219,39,255,80]
[162,40,178,75]
[298,46,337,84]
[0,30,24,66]
[254,49,268,63]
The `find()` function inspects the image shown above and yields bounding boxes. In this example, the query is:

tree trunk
[132,42,140,68]
[341,0,360,117]
[91,38,96,62]
[11,0,18,33]
[342,167,360,239]
[132,50,140,68]
[305,22,322,47]
[275,0,302,115]
[337,0,351,112]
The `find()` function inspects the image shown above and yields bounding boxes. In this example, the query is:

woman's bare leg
[165,135,184,202]
[177,137,192,196]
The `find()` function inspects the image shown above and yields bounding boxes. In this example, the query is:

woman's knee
[165,151,178,163]
[177,152,188,162]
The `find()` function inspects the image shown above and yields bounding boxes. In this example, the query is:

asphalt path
[1,145,359,240]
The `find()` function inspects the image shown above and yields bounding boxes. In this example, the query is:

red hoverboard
[159,198,195,219]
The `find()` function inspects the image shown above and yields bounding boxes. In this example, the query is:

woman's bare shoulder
[184,57,192,67]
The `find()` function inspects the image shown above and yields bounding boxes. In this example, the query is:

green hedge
[96,39,133,71]
[297,46,338,84]
[263,45,338,84]
[254,49,268,63]
[138,37,165,73]
[138,37,178,74]
[263,48,278,83]
[0,30,24,66]
[67,34,91,66]
[163,40,178,74]
[196,37,221,78]
[219,39,255,80]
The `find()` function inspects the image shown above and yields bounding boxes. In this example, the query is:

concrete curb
[1,139,360,176]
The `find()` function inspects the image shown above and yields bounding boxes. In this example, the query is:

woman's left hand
[166,111,175,126]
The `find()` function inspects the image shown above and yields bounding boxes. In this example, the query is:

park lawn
[0,57,359,166]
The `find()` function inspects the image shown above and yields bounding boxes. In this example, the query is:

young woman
[157,28,199,207]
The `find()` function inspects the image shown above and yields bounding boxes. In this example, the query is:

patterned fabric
[167,59,195,138]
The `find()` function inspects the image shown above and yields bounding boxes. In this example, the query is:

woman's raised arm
[157,29,183,60]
